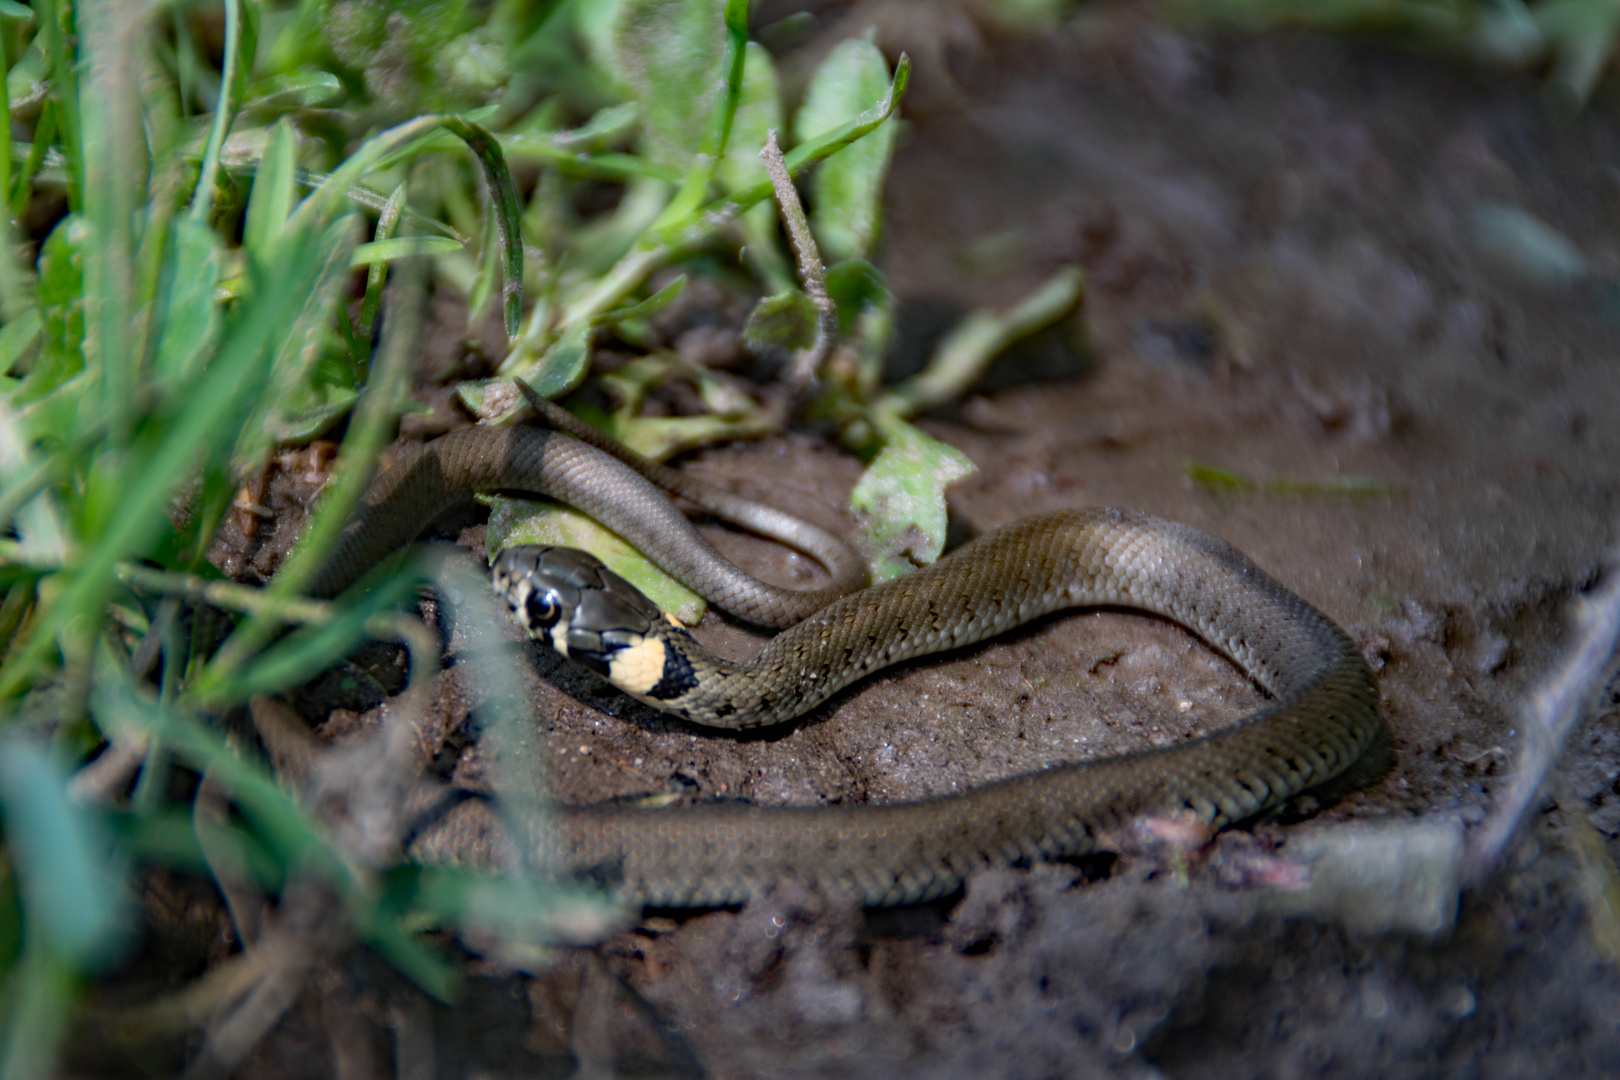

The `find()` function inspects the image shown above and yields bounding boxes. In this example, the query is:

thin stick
[1465,551,1620,883]
[114,562,439,692]
[760,129,837,387]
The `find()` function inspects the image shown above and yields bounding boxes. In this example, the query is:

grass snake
[310,388,1381,908]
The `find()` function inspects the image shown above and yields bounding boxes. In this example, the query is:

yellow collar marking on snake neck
[604,635,669,697]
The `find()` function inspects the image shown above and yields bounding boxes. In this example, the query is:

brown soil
[86,7,1620,1079]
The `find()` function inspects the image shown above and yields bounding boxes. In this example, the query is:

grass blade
[443,116,525,343]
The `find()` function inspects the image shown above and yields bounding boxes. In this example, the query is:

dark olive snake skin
[313,397,1381,908]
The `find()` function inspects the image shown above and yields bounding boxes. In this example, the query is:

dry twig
[1466,547,1620,883]
[760,129,838,387]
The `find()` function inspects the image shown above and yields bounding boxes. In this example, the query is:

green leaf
[593,274,686,326]
[795,37,899,261]
[89,669,463,1002]
[1182,460,1254,497]
[1536,0,1620,108]
[574,0,631,73]
[235,0,262,105]
[718,43,784,194]
[0,220,341,700]
[243,69,344,112]
[350,236,464,266]
[151,219,222,387]
[252,215,361,458]
[1472,202,1588,288]
[408,866,625,947]
[552,103,638,151]
[108,809,285,890]
[0,309,40,374]
[18,215,85,403]
[824,258,889,335]
[264,379,361,444]
[876,266,1084,418]
[0,1,35,21]
[719,43,793,290]
[849,416,976,582]
[188,0,245,223]
[610,0,728,172]
[33,0,81,208]
[484,495,706,626]
[742,289,818,355]
[360,183,408,342]
[614,410,776,463]
[0,397,70,563]
[441,116,525,342]
[0,739,129,967]
[523,320,594,400]
[243,119,299,261]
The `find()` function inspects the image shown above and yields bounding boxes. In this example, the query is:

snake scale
[308,391,1381,908]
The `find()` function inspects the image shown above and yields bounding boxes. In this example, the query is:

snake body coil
[314,402,1381,908]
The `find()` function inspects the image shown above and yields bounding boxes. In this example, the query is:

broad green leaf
[523,320,594,401]
[647,0,748,232]
[742,289,817,354]
[615,410,776,463]
[5,42,47,117]
[824,258,889,335]
[795,37,899,262]
[243,119,298,261]
[350,236,464,266]
[0,739,129,967]
[0,1,34,21]
[849,416,975,582]
[18,215,85,403]
[611,0,727,172]
[484,494,706,626]
[266,378,361,444]
[151,219,222,386]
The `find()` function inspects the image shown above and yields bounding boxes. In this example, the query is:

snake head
[491,545,666,668]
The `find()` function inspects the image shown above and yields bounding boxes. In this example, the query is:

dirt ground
[87,7,1620,1079]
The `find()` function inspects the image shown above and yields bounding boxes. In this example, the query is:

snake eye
[524,589,562,630]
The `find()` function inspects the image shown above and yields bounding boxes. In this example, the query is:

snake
[309,384,1382,908]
